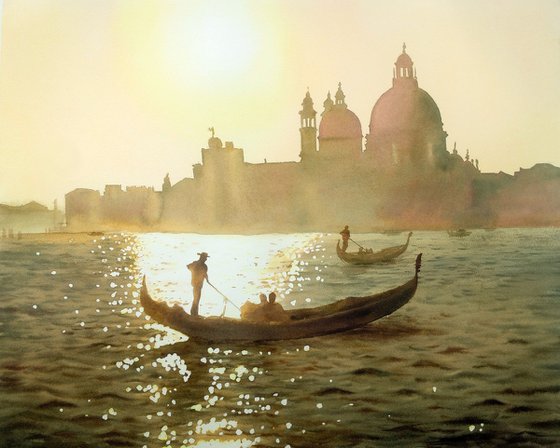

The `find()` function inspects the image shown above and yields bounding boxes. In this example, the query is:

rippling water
[1,229,559,447]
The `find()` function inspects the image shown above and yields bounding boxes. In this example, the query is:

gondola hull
[140,254,422,342]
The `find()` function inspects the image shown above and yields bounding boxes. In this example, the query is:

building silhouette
[65,45,560,232]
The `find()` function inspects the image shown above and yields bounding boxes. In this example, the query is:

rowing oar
[349,237,365,250]
[206,280,241,316]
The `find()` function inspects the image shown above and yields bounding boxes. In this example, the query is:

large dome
[319,108,362,139]
[365,45,449,170]
[369,86,443,133]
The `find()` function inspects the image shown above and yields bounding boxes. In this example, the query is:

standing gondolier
[339,225,350,252]
[187,252,209,317]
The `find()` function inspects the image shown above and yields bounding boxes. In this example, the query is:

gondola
[140,254,422,342]
[337,232,413,265]
[447,228,471,237]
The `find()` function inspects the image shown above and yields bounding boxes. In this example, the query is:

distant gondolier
[339,225,350,252]
[187,252,209,317]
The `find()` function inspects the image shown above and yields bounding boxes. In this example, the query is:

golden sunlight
[111,1,286,133]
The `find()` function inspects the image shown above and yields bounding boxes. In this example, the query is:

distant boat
[140,254,422,342]
[447,228,471,237]
[336,232,413,265]
[381,229,402,236]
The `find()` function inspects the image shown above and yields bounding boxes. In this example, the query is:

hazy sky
[1,0,559,207]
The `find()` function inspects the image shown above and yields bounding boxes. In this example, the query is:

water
[1,229,559,447]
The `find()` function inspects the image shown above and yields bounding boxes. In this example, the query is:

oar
[206,281,241,311]
[349,237,366,250]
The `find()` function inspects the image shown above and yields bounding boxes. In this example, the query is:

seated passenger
[264,292,289,323]
[241,293,267,322]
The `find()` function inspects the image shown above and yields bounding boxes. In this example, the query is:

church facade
[65,46,560,232]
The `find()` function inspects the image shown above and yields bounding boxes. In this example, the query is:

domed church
[364,43,449,170]
[299,83,362,164]
[318,83,362,161]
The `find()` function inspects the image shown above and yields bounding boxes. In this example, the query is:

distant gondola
[336,232,413,265]
[447,229,471,237]
[140,254,422,342]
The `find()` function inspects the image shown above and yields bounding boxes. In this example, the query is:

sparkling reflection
[92,231,419,447]
[91,232,334,447]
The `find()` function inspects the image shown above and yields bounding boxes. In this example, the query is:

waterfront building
[65,45,559,232]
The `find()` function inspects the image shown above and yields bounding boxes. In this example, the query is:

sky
[0,0,559,207]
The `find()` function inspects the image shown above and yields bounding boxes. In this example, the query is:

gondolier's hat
[197,252,209,257]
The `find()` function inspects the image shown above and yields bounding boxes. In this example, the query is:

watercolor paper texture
[0,1,559,447]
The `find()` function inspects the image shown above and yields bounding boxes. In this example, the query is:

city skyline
[1,0,559,207]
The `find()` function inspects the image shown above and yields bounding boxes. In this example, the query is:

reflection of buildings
[66,45,560,232]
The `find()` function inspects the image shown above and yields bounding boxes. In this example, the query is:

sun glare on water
[135,233,324,319]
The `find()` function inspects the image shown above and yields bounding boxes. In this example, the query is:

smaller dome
[208,136,223,149]
[319,108,362,139]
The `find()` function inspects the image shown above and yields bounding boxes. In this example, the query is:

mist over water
[1,229,559,447]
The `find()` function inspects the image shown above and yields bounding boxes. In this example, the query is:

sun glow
[160,3,261,87]
[172,12,256,81]
[110,1,286,135]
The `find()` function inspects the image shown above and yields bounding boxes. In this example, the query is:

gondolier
[187,252,209,317]
[339,225,350,252]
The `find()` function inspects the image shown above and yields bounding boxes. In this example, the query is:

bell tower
[299,89,317,162]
